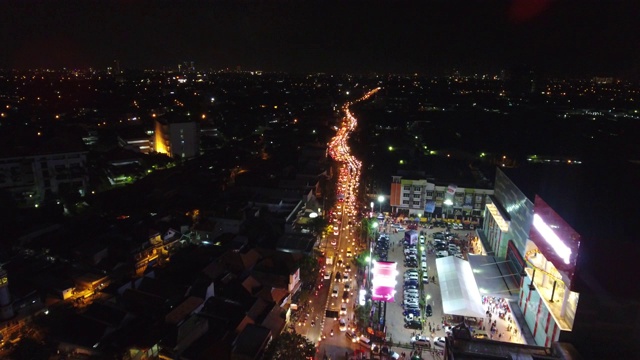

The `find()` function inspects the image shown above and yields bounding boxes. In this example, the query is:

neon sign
[533,214,572,264]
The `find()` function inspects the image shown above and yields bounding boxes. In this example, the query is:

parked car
[404,299,419,307]
[426,304,433,317]
[404,320,423,330]
[411,335,431,347]
[404,313,416,323]
[403,308,420,317]
[433,337,446,348]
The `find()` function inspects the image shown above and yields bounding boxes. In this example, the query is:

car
[340,302,348,315]
[345,330,358,342]
[324,270,332,280]
[339,318,347,331]
[404,274,419,280]
[421,261,427,270]
[422,276,429,284]
[342,290,350,303]
[404,284,418,290]
[405,269,418,274]
[436,250,449,257]
[403,308,420,317]
[334,228,339,236]
[404,320,423,330]
[332,285,339,297]
[358,335,372,349]
[404,294,419,300]
[410,335,431,347]
[331,239,337,246]
[419,235,425,244]
[404,280,418,287]
[344,282,351,292]
[404,299,419,307]
[421,254,427,262]
[343,273,349,282]
[404,313,416,323]
[346,248,352,257]
[345,264,351,272]
[433,337,446,348]
[455,253,465,260]
[426,304,433,317]
[387,350,400,360]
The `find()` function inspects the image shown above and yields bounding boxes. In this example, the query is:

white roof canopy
[436,256,486,318]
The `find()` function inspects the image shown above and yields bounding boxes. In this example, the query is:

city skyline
[1,0,640,76]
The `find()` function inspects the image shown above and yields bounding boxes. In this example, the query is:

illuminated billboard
[529,195,581,284]
[371,261,398,302]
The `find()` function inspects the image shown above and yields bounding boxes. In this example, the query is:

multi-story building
[389,176,493,219]
[0,132,88,207]
[154,113,200,159]
[480,164,640,359]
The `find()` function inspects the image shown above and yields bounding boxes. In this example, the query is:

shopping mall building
[478,165,640,359]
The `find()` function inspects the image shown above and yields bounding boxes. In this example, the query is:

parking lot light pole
[378,195,385,214]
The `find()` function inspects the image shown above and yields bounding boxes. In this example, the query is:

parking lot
[377,220,472,358]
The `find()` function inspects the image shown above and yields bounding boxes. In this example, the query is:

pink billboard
[371,261,398,302]
[530,195,581,286]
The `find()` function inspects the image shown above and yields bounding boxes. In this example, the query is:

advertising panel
[371,261,398,302]
[529,195,581,286]
[424,200,436,213]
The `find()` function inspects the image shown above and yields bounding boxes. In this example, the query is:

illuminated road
[316,88,380,360]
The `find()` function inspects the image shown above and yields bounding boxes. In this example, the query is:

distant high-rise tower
[0,268,14,320]
[113,60,120,74]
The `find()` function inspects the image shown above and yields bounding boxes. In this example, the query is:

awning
[436,256,485,318]
[467,254,520,301]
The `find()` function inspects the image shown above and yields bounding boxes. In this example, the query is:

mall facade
[480,168,581,347]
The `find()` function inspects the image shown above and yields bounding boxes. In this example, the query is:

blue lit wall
[494,169,533,257]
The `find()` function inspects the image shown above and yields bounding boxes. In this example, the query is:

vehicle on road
[324,270,332,280]
[342,290,350,303]
[345,330,358,342]
[340,303,347,315]
[339,318,347,331]
[426,304,433,317]
[434,337,446,348]
[332,285,339,297]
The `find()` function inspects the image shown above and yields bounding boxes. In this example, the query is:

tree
[299,252,320,287]
[354,303,372,331]
[263,330,315,360]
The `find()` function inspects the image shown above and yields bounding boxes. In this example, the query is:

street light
[377,195,384,214]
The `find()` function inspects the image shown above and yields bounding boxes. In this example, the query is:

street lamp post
[377,195,384,214]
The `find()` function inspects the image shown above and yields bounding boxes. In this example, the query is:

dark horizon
[1,1,639,77]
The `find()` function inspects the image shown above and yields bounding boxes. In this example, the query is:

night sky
[1,0,639,75]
